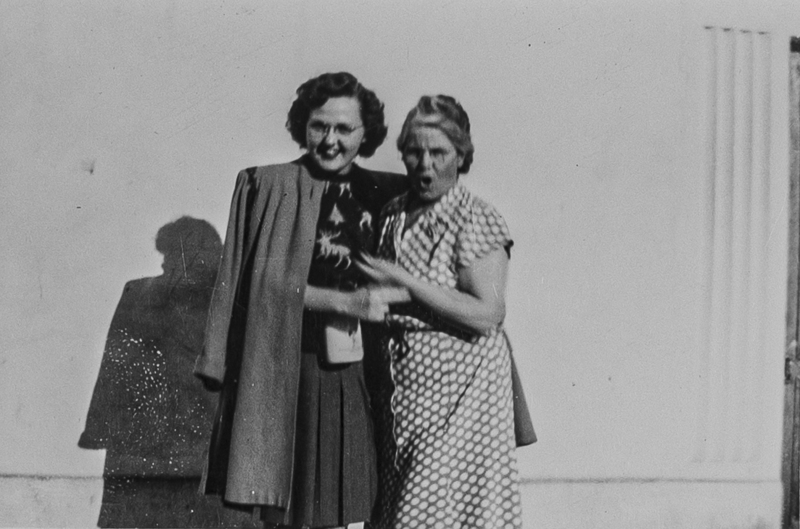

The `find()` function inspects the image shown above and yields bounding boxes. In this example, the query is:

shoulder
[442,185,504,223]
[382,192,410,216]
[455,186,504,216]
[352,166,409,210]
[241,160,302,184]
[465,192,506,223]
[452,187,513,266]
[231,161,305,196]
[365,169,408,192]
[450,186,511,240]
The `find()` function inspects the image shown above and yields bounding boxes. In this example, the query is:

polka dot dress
[372,183,522,529]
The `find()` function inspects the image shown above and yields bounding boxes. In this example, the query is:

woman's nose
[418,151,432,169]
[321,129,337,144]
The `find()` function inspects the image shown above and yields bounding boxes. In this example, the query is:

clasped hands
[350,254,412,322]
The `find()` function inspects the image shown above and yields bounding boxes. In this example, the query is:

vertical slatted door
[783,36,800,529]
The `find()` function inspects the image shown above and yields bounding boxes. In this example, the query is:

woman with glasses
[194,72,407,529]
[357,95,523,529]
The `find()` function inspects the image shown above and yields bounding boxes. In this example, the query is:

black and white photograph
[1,1,799,527]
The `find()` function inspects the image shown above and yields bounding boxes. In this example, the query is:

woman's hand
[348,285,412,321]
[355,254,411,287]
[348,287,391,322]
[304,284,410,322]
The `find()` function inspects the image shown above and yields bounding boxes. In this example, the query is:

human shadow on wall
[78,216,258,528]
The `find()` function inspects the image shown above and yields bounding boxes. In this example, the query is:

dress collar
[404,182,466,218]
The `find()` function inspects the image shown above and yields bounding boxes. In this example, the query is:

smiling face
[401,125,464,203]
[305,96,365,175]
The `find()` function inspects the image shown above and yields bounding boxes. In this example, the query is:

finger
[354,260,375,277]
[358,253,379,268]
[355,263,382,283]
[354,255,380,271]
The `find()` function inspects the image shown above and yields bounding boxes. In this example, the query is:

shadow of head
[155,216,222,284]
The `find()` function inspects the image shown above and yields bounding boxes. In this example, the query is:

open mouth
[416,176,433,188]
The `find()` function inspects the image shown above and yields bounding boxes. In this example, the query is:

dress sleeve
[455,199,513,270]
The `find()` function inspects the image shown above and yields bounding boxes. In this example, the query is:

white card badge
[323,314,364,364]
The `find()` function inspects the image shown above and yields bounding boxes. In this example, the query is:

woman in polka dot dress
[357,95,522,529]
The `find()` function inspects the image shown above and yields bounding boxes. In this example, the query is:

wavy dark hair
[286,72,388,158]
[396,95,474,174]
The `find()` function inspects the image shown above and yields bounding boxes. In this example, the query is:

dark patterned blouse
[301,168,376,355]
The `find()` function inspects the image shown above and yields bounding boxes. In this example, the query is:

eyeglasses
[307,121,364,138]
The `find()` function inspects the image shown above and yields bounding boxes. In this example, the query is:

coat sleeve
[194,169,255,388]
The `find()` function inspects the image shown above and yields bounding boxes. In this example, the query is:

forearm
[355,249,508,334]
[304,285,352,315]
[401,275,505,335]
[304,284,410,321]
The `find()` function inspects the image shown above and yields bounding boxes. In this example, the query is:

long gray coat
[194,159,406,507]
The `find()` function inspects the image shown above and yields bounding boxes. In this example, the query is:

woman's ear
[457,152,466,170]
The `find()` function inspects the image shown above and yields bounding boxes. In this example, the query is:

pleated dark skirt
[262,350,378,528]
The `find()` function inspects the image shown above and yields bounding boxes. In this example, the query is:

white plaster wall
[1,0,798,526]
